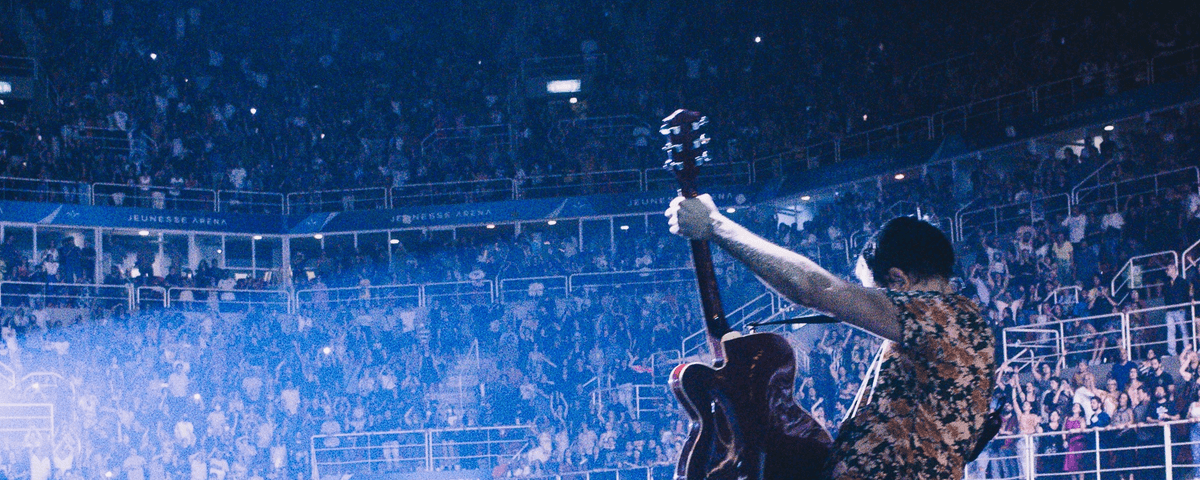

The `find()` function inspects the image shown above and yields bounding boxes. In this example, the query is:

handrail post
[1122,312,1132,361]
[1165,423,1174,480]
[426,430,433,471]
[1094,429,1101,480]
[1024,434,1035,480]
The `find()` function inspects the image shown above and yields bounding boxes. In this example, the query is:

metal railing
[515,465,674,480]
[216,190,285,214]
[165,287,291,313]
[310,425,534,480]
[392,178,515,207]
[0,281,131,311]
[497,276,568,303]
[286,188,391,214]
[522,169,644,199]
[1001,328,1063,370]
[591,384,670,420]
[682,291,779,358]
[1005,300,1200,366]
[422,280,495,306]
[1073,166,1199,212]
[135,286,166,310]
[1045,286,1082,308]
[421,123,514,154]
[1126,301,1200,359]
[92,182,217,211]
[966,417,1200,480]
[1111,250,1178,304]
[568,268,696,295]
[1185,238,1200,280]
[955,193,1071,242]
[0,177,89,205]
[294,284,422,310]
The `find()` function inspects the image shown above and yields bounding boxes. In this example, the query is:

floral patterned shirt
[823,290,996,480]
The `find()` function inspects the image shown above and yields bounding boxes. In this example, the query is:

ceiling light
[314,234,323,239]
[894,173,905,180]
[547,220,557,225]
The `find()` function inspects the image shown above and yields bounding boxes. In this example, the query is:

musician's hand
[665,194,724,241]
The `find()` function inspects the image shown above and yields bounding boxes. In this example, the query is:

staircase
[425,340,487,420]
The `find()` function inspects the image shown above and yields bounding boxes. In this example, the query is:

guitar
[662,109,833,480]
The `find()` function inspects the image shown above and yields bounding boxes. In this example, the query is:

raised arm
[667,195,901,342]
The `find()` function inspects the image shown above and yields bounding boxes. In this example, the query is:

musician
[666,194,995,480]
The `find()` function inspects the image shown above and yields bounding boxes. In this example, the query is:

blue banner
[0,201,288,234]
[0,185,757,235]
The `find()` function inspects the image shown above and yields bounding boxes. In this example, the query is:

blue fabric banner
[0,201,286,234]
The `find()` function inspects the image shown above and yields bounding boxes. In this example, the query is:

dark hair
[860,216,954,287]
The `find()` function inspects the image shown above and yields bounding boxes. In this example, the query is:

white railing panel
[422,280,495,306]
[392,179,515,207]
[217,190,285,214]
[286,187,390,214]
[135,286,166,310]
[295,284,422,310]
[497,276,567,303]
[166,287,290,313]
[1111,251,1178,304]
[521,169,643,199]
[0,177,89,205]
[956,194,1071,240]
[0,281,131,311]
[312,425,533,478]
[92,182,217,212]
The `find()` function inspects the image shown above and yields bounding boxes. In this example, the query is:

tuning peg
[696,152,711,165]
[692,116,708,130]
[692,134,710,150]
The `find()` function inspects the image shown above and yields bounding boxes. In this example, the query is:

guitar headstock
[661,109,711,199]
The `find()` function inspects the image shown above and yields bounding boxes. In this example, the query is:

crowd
[0,0,1199,477]
[0,0,1197,202]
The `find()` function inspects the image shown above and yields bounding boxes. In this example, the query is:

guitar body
[670,332,833,480]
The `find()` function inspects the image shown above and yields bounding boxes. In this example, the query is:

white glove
[664,194,725,241]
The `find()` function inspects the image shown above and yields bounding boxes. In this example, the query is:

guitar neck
[688,238,731,361]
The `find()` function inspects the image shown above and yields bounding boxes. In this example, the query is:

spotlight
[862,114,869,121]
[320,133,326,139]
[192,393,201,401]
[389,239,400,245]
[216,249,222,254]
[486,224,496,229]
[106,472,114,478]
[149,53,157,60]
[138,230,150,236]
[800,195,812,201]
[322,346,332,355]
[547,220,557,226]
[250,108,257,115]
[314,234,323,240]
[1104,125,1115,131]
[725,208,736,213]
[894,173,906,180]
[569,97,578,104]
[754,36,762,43]
[252,235,263,240]
[619,225,629,231]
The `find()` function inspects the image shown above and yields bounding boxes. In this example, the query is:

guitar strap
[846,341,888,419]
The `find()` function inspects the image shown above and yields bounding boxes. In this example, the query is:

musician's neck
[895,278,953,295]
